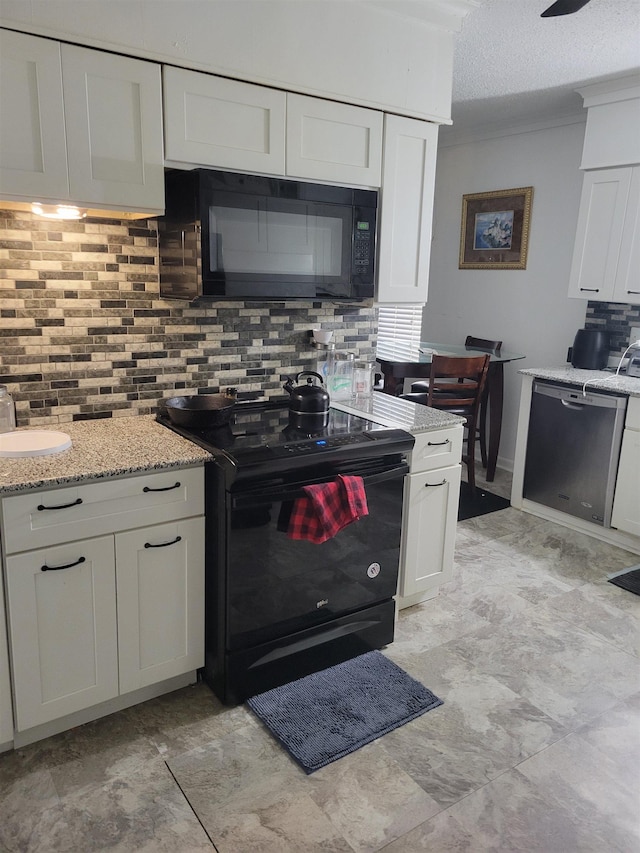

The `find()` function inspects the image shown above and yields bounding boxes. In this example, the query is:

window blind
[377,303,423,348]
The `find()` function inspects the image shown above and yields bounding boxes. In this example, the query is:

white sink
[0,430,72,458]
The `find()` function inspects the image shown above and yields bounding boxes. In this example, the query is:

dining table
[376,339,526,482]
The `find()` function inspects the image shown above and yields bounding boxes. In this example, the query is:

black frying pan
[163,392,236,429]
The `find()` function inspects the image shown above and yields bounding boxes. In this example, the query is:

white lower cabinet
[116,518,204,694]
[612,397,640,537]
[0,575,15,749]
[6,536,119,731]
[1,467,205,736]
[397,426,463,608]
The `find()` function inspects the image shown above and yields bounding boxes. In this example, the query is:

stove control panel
[277,434,373,455]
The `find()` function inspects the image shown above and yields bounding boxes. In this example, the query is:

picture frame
[459,187,533,270]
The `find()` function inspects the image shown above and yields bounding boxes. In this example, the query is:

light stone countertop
[0,415,211,495]
[331,391,465,433]
[519,366,640,397]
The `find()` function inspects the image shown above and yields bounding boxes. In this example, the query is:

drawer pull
[143,482,181,493]
[425,479,447,487]
[41,556,86,572]
[628,290,640,295]
[427,439,450,447]
[37,497,83,511]
[579,287,600,292]
[144,535,182,549]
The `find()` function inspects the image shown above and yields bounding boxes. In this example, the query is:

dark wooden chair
[402,353,490,490]
[408,336,502,468]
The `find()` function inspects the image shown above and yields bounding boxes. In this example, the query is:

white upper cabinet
[162,68,383,186]
[568,167,640,305]
[0,30,69,200]
[376,114,438,304]
[0,29,164,214]
[163,66,286,175]
[286,94,382,186]
[62,45,164,212]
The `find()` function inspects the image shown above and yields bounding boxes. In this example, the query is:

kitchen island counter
[0,415,211,495]
[519,366,640,397]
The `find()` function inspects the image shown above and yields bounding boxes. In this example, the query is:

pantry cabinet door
[115,518,205,694]
[61,44,164,212]
[286,94,383,186]
[6,536,118,732]
[163,66,286,175]
[376,114,438,303]
[0,30,69,201]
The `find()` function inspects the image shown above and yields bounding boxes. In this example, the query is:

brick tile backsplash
[586,301,640,357]
[0,211,377,426]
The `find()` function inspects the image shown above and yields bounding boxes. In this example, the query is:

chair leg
[478,395,488,468]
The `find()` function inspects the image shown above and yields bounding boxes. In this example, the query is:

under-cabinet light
[31,202,88,220]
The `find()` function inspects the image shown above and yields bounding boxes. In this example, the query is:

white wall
[423,119,589,470]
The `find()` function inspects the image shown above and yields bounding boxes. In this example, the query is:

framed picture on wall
[459,186,533,270]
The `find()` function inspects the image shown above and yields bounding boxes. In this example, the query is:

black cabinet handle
[37,497,83,511]
[143,482,181,493]
[41,556,86,572]
[427,439,450,446]
[579,287,600,292]
[424,479,447,487]
[144,535,182,549]
[627,290,640,295]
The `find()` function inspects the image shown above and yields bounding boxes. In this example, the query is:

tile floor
[1,468,639,852]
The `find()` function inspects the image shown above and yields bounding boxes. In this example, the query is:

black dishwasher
[523,380,627,526]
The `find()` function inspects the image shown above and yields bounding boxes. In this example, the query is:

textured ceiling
[446,0,640,139]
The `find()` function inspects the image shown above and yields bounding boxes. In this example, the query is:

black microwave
[158,169,377,301]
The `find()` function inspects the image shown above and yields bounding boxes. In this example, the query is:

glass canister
[326,351,355,401]
[353,360,376,401]
[0,385,16,433]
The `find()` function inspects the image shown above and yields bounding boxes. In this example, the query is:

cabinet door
[568,168,631,302]
[286,94,382,186]
[163,66,286,175]
[0,30,69,201]
[6,536,118,731]
[398,464,461,603]
[62,45,164,212]
[611,428,640,536]
[613,166,640,304]
[376,114,438,304]
[0,576,14,749]
[115,518,204,694]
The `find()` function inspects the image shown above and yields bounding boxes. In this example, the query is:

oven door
[226,459,408,653]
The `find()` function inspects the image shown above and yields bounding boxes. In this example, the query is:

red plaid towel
[287,475,368,544]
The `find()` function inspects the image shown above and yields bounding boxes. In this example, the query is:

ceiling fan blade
[541,0,592,16]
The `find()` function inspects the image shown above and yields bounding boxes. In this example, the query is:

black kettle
[283,371,330,430]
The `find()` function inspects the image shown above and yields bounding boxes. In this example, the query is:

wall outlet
[631,327,640,347]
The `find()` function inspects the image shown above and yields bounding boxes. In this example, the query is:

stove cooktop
[157,396,413,467]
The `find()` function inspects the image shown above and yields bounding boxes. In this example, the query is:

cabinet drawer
[2,467,204,554]
[409,426,463,473]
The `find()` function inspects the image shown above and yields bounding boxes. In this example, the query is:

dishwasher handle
[560,398,587,411]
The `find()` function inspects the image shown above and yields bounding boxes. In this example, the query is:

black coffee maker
[568,329,610,370]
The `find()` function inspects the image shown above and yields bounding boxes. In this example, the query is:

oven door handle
[231,463,409,508]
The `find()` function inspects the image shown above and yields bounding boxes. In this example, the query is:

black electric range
[157,396,414,704]
[157,395,413,480]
